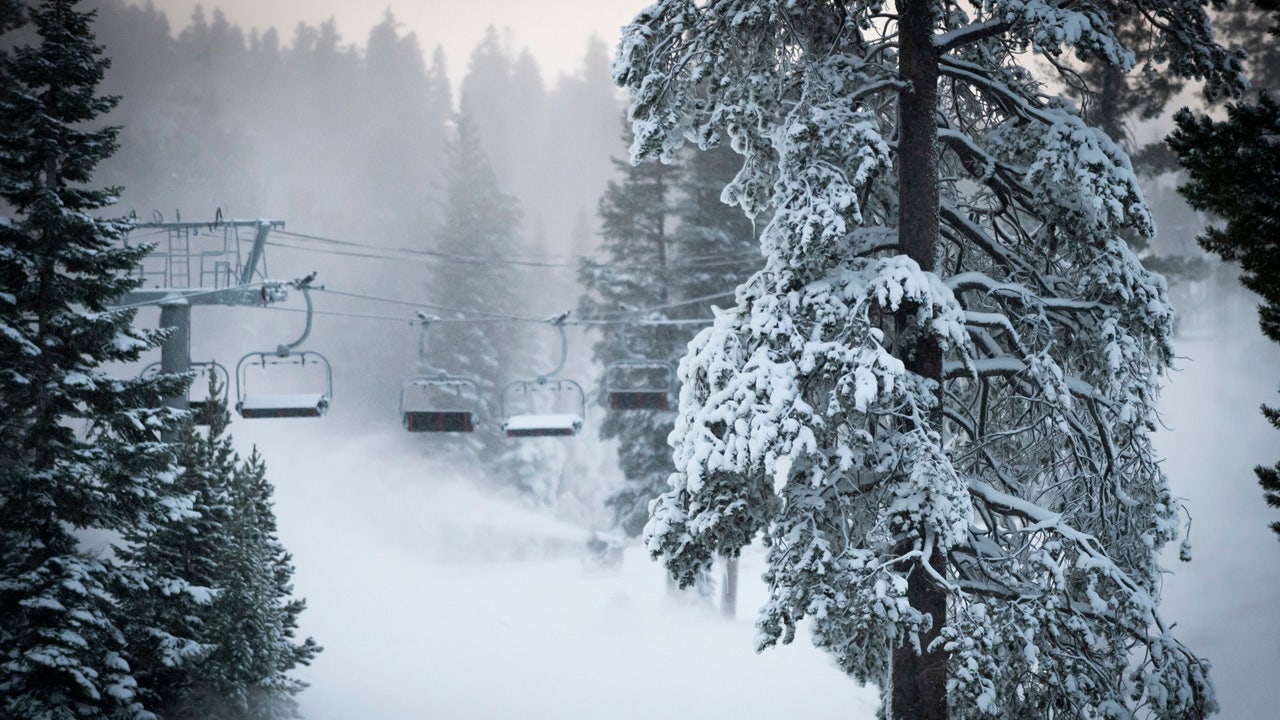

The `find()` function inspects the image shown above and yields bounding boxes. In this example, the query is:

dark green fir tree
[119,373,319,718]
[579,123,681,537]
[581,129,759,539]
[426,109,527,481]
[1170,64,1280,538]
[0,1,187,716]
[194,446,319,720]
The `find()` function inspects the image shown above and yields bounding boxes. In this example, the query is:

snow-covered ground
[247,427,880,719]
[1155,329,1280,719]
[227,311,1279,719]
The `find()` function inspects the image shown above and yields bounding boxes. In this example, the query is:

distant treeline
[90,1,620,251]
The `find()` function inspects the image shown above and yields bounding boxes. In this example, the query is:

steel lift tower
[113,217,288,421]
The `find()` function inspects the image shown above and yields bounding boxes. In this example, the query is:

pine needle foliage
[0,2,189,716]
[616,1,1241,716]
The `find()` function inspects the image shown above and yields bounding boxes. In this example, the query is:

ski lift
[401,315,481,433]
[140,359,231,426]
[602,324,675,411]
[501,312,586,438]
[235,278,333,419]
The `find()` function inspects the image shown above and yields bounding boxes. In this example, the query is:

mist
[75,1,1280,717]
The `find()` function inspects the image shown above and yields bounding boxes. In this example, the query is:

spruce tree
[579,122,682,536]
[424,97,569,506]
[0,1,187,716]
[618,1,1240,716]
[192,446,319,720]
[114,373,230,716]
[1170,68,1280,538]
[120,370,320,718]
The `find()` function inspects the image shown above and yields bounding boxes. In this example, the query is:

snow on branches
[620,1,1229,717]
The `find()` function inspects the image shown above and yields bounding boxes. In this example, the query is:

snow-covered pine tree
[114,374,233,715]
[190,446,319,720]
[667,142,762,613]
[130,377,319,719]
[0,1,188,716]
[579,119,682,536]
[426,109,524,473]
[617,1,1241,717]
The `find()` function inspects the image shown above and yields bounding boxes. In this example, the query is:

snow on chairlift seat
[238,392,330,419]
[503,413,583,437]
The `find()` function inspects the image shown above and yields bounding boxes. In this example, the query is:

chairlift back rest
[404,410,474,433]
[609,390,670,411]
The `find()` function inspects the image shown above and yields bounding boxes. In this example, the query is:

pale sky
[146,0,646,83]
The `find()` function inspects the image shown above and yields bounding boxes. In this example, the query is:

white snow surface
[239,393,328,411]
[244,426,879,720]
[503,413,584,432]
[215,302,1280,719]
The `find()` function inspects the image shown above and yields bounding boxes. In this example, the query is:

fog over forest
[57,1,1280,717]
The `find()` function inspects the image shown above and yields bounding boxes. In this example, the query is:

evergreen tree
[120,373,319,718]
[0,1,187,716]
[618,1,1240,717]
[580,122,682,537]
[1170,60,1280,538]
[191,446,319,720]
[1217,0,1280,93]
[427,109,523,471]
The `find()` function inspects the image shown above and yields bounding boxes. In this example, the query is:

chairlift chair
[236,351,332,418]
[140,359,231,426]
[602,322,675,411]
[604,360,675,411]
[501,312,586,438]
[501,378,586,437]
[401,315,482,433]
[234,279,333,419]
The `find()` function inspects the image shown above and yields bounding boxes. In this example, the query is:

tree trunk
[892,2,948,719]
[721,555,739,619]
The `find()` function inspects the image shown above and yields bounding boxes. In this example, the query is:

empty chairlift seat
[238,392,330,419]
[139,359,232,425]
[500,378,586,438]
[235,350,333,420]
[401,375,480,433]
[503,412,583,437]
[604,360,675,411]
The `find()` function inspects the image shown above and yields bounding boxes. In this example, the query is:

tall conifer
[619,1,1240,715]
[0,1,186,716]
[580,123,681,536]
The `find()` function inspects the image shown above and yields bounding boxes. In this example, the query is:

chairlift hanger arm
[276,275,321,356]
[537,311,572,381]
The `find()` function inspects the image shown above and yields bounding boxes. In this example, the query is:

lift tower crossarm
[111,218,286,307]
[240,219,276,286]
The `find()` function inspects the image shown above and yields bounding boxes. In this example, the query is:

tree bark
[721,554,739,619]
[892,2,948,719]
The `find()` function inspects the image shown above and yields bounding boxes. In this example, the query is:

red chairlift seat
[609,391,669,410]
[403,410,474,432]
[139,360,231,425]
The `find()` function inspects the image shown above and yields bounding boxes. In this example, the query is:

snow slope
[224,312,1279,719]
[246,427,879,719]
[1155,330,1280,719]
